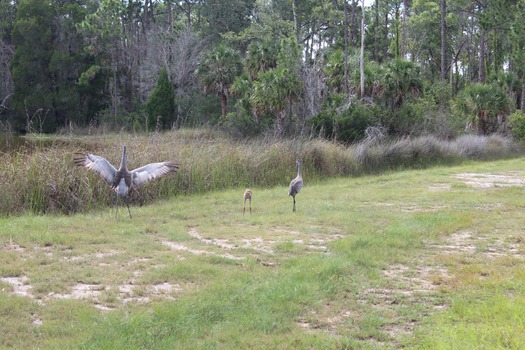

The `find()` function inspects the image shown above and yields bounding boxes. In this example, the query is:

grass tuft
[0,130,521,215]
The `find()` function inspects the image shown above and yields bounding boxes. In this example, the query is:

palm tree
[197,45,242,125]
[244,39,279,80]
[454,83,510,135]
[231,72,257,124]
[324,49,348,93]
[250,67,301,135]
[383,59,423,109]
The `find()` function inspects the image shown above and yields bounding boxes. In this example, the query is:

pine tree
[146,68,176,131]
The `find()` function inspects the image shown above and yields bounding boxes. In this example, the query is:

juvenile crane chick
[243,189,252,214]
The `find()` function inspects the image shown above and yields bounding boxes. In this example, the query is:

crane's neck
[297,160,301,176]
[119,145,127,170]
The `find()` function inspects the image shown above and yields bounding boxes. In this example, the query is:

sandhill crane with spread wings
[288,159,303,212]
[74,145,179,218]
[243,189,252,214]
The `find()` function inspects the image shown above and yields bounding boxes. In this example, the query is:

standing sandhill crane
[288,159,303,212]
[74,145,179,218]
[243,189,252,214]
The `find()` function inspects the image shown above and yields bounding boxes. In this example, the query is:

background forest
[1,0,525,142]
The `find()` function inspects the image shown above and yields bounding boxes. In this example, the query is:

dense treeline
[1,0,525,141]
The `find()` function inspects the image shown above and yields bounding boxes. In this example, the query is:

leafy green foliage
[8,0,100,132]
[250,66,301,134]
[244,39,280,80]
[323,48,363,94]
[508,111,525,140]
[1,0,525,137]
[383,59,423,110]
[77,63,110,124]
[235,38,302,134]
[200,0,256,42]
[223,0,294,47]
[409,0,458,72]
[454,83,511,135]
[311,94,380,143]
[146,68,176,131]
[78,0,124,41]
[197,45,242,125]
[11,0,56,132]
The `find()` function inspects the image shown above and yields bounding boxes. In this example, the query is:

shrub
[388,102,426,136]
[310,94,382,143]
[508,111,525,141]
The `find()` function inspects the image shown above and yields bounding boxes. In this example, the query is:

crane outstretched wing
[74,153,118,187]
[131,162,179,188]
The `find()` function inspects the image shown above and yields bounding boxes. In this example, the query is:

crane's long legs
[243,198,252,215]
[115,195,132,218]
[292,196,296,212]
[115,194,119,218]
[125,197,132,218]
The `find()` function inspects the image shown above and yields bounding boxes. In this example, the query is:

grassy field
[1,157,524,349]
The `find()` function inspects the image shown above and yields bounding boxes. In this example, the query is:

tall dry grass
[0,130,521,215]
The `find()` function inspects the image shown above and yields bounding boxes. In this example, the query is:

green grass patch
[412,292,525,349]
[1,157,525,348]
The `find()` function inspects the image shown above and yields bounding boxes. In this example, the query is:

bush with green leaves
[387,101,427,135]
[225,110,268,137]
[508,110,525,141]
[311,94,382,143]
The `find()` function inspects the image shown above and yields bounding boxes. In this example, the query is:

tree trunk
[384,10,389,60]
[276,109,285,135]
[178,0,192,30]
[292,0,300,44]
[220,91,227,125]
[477,110,487,135]
[360,0,365,98]
[344,0,349,93]
[395,3,400,58]
[441,0,447,81]
[252,107,259,125]
[479,30,486,83]
[350,1,358,47]
[373,0,379,61]
[401,0,407,58]
[521,72,525,112]
[450,53,454,95]
[167,0,173,32]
